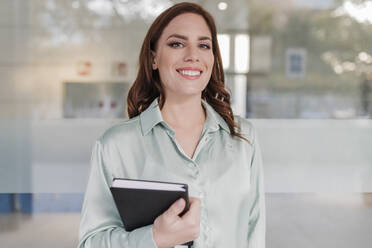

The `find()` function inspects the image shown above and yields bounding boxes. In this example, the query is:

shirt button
[194,171,199,178]
[191,170,199,179]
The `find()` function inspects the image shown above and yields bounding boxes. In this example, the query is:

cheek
[207,54,214,70]
[205,56,214,76]
[158,69,174,88]
[157,57,175,76]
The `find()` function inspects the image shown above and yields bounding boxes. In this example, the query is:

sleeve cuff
[128,225,158,248]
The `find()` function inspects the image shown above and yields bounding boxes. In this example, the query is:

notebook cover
[110,180,190,232]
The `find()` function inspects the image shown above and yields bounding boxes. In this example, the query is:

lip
[176,67,203,80]
[176,67,203,72]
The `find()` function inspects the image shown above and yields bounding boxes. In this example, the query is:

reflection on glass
[234,34,249,73]
[0,1,372,248]
[286,48,307,79]
[217,34,230,69]
[339,1,372,24]
[231,75,247,117]
[86,0,173,22]
[247,0,372,119]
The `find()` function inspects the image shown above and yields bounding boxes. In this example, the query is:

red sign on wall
[77,61,92,76]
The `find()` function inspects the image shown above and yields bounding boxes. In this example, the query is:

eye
[167,41,184,48]
[199,43,211,50]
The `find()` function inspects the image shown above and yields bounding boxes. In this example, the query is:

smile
[176,67,203,79]
[178,70,201,76]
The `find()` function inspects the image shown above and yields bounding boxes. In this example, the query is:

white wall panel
[1,119,371,193]
[252,119,372,193]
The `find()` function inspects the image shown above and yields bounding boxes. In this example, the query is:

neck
[160,94,206,129]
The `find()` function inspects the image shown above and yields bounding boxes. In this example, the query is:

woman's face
[152,13,214,100]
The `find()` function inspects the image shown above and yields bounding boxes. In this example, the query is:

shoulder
[98,116,142,146]
[234,115,257,144]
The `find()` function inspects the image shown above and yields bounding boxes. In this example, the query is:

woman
[78,2,265,248]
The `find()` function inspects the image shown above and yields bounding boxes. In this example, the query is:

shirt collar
[139,98,172,136]
[139,97,230,136]
[201,99,230,134]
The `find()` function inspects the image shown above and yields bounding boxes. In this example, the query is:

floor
[266,193,372,248]
[0,193,371,248]
[0,213,79,248]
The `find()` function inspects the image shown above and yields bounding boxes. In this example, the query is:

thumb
[163,198,185,221]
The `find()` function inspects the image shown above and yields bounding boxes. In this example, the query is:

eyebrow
[167,34,212,41]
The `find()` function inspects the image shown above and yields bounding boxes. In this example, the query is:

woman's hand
[152,197,201,248]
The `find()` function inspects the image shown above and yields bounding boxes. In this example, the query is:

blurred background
[0,0,371,247]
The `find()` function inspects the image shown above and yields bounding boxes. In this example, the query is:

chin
[182,86,205,95]
[164,79,208,98]
[170,89,203,98]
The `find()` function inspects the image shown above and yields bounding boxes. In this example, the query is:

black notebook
[110,178,193,246]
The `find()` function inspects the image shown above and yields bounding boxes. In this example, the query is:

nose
[184,46,200,62]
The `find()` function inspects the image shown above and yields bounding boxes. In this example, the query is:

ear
[151,51,158,70]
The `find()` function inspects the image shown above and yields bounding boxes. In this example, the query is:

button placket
[188,161,199,180]
[199,192,214,247]
[194,170,199,179]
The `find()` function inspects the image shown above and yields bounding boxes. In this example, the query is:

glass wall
[0,0,371,247]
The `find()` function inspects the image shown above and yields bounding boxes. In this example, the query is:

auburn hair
[127,2,247,141]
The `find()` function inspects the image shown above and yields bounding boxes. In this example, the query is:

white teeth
[178,70,201,76]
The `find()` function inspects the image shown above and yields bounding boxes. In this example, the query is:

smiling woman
[78,2,265,248]
[126,2,247,141]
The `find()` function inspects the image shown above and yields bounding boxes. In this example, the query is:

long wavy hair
[127,2,247,141]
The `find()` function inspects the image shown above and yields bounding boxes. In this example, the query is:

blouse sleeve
[78,140,158,248]
[247,127,266,248]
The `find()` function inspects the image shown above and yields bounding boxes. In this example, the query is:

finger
[189,197,201,205]
[163,198,185,222]
[182,197,201,219]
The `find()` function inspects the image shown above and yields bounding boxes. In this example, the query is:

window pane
[234,34,250,73]
[217,34,230,69]
[228,75,247,117]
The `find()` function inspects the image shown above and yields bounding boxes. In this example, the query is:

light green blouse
[78,98,266,248]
